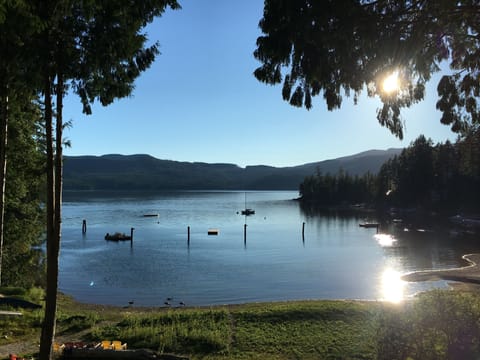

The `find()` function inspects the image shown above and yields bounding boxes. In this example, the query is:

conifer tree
[31,2,181,359]
[255,0,480,138]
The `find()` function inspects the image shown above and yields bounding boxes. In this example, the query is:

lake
[59,190,477,307]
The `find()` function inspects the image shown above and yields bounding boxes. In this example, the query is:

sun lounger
[111,340,127,350]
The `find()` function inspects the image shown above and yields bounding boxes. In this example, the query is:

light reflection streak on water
[60,191,478,306]
[374,233,405,302]
[380,268,405,303]
[374,233,397,247]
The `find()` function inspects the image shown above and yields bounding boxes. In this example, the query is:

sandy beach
[402,253,480,285]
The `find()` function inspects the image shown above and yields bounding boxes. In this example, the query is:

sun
[382,71,400,94]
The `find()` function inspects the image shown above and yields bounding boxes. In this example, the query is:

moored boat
[240,192,255,216]
[105,233,131,241]
[359,223,379,228]
[105,227,135,241]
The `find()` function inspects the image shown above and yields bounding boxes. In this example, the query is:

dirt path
[0,326,99,358]
[0,338,38,359]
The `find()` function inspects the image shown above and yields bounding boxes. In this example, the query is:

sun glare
[374,233,397,247]
[382,71,400,94]
[381,268,405,303]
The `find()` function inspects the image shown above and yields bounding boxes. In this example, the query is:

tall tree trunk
[39,74,56,360]
[0,85,8,286]
[39,69,65,360]
[54,73,63,280]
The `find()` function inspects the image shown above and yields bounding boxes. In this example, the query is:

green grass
[3,289,480,359]
[0,286,44,345]
[84,301,378,359]
[0,310,43,346]
[82,300,379,359]
[90,308,231,354]
[227,301,376,360]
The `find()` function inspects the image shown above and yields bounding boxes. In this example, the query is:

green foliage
[0,286,27,297]
[56,313,99,334]
[23,287,45,305]
[2,2,182,358]
[378,131,480,211]
[0,286,44,309]
[376,290,480,360]
[49,0,181,114]
[301,132,480,213]
[90,308,231,355]
[379,135,436,207]
[0,283,44,340]
[255,1,480,137]
[3,293,480,359]
[2,97,45,287]
[0,306,44,346]
[300,169,376,207]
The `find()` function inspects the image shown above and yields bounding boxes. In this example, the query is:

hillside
[63,148,402,191]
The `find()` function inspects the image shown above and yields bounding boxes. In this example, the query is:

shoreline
[402,253,480,285]
[61,253,480,310]
[56,253,480,310]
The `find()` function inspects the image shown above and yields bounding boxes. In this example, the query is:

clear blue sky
[63,0,456,168]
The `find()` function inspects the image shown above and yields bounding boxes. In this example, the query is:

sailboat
[241,193,255,216]
[241,208,255,216]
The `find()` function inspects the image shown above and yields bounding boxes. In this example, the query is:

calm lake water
[59,190,479,307]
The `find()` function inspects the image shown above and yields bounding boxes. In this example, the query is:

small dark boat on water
[359,223,379,229]
[105,227,135,241]
[105,233,131,241]
[240,193,255,216]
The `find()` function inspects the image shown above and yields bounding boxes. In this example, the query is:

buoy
[208,229,219,235]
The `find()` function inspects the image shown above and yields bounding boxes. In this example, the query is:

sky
[63,0,457,168]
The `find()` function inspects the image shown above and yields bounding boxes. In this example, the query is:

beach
[402,253,480,285]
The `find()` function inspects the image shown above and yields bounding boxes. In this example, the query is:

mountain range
[63,148,402,191]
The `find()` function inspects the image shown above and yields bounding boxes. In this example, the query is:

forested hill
[63,149,402,191]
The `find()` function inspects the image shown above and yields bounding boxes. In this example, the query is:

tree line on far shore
[299,131,480,214]
[3,129,479,293]
[2,1,480,359]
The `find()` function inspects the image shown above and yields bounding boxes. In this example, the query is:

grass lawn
[2,288,480,359]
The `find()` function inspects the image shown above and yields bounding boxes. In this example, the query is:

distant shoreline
[402,253,480,285]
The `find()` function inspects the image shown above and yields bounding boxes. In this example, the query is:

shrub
[376,290,480,359]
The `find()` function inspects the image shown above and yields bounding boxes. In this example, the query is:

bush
[376,290,480,359]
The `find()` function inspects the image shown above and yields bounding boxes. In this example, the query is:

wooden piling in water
[130,227,134,247]
[302,222,305,241]
[82,219,87,234]
[187,226,190,245]
[244,223,247,243]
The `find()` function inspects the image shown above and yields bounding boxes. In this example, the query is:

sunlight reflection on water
[374,233,397,247]
[59,191,477,306]
[380,268,405,303]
